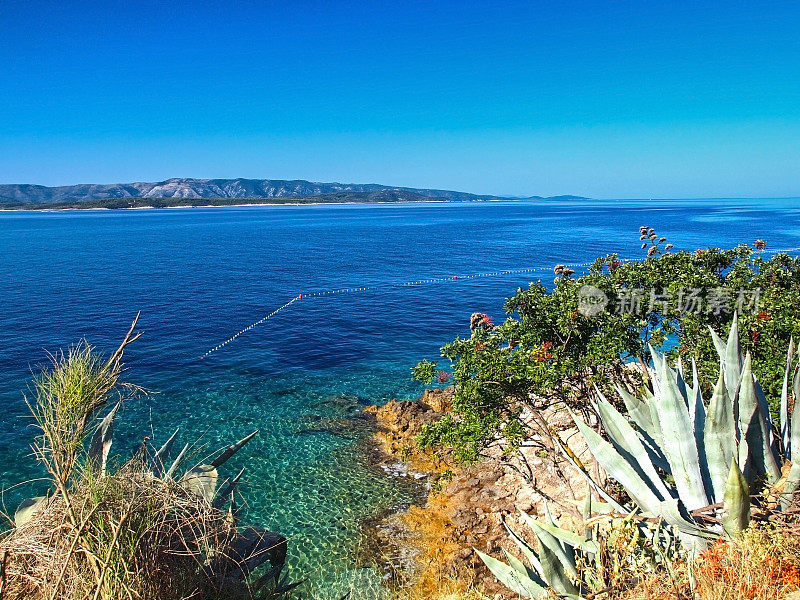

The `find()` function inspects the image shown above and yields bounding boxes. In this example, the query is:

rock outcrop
[364,388,596,598]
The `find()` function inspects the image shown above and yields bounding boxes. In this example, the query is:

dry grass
[693,524,800,600]
[0,464,256,600]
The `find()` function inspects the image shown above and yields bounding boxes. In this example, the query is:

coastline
[0,199,498,213]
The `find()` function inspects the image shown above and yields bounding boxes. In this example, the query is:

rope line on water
[200,295,301,360]
[199,247,798,360]
[198,266,560,360]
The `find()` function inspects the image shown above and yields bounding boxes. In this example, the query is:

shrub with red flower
[437,370,452,384]
[755,239,767,250]
[757,311,771,322]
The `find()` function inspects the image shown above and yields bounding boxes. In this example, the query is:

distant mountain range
[0,178,588,207]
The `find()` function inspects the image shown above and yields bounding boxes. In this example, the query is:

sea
[1,198,799,597]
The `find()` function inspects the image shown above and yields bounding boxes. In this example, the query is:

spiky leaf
[476,549,548,599]
[722,459,750,537]
[211,430,258,468]
[572,413,663,515]
[88,402,119,476]
[181,464,218,503]
[703,372,737,503]
[14,496,46,527]
[594,390,673,502]
[650,362,709,510]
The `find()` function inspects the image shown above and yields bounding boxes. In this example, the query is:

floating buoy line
[199,245,800,361]
[198,266,579,360]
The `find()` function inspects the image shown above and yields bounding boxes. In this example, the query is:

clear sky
[1,0,799,198]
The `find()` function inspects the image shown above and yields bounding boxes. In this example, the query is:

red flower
[609,260,622,271]
[755,239,767,250]
[533,341,554,363]
[437,371,452,383]
[757,311,771,322]
[475,342,486,351]
[481,314,494,327]
[751,330,760,344]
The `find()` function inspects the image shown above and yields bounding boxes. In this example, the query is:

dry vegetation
[0,317,290,600]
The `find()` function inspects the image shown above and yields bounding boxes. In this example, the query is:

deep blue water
[1,199,799,597]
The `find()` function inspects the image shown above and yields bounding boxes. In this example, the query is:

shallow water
[1,199,798,597]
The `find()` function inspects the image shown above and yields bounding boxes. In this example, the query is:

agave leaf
[181,464,218,503]
[650,361,710,510]
[582,494,594,542]
[740,354,782,484]
[503,549,534,583]
[503,521,545,583]
[724,315,742,399]
[520,512,578,580]
[709,327,726,362]
[690,358,701,406]
[616,384,656,439]
[165,443,189,479]
[595,389,673,502]
[153,428,179,478]
[569,496,617,515]
[532,529,579,596]
[88,402,119,476]
[528,515,600,555]
[780,340,793,458]
[572,412,663,515]
[657,499,717,544]
[210,430,258,469]
[14,496,47,527]
[792,360,800,463]
[689,360,707,448]
[703,372,737,503]
[476,549,548,599]
[722,459,750,538]
[556,423,631,514]
[542,502,566,552]
[213,467,245,509]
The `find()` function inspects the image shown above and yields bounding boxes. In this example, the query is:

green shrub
[414,233,800,461]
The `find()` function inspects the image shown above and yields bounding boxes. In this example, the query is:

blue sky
[1,0,799,198]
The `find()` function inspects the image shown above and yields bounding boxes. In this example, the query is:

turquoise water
[1,199,799,597]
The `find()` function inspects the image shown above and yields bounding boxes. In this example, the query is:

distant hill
[0,178,589,206]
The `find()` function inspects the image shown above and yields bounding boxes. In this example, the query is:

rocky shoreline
[360,388,596,598]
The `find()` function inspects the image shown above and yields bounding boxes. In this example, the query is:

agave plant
[476,500,599,599]
[477,498,678,599]
[567,314,799,545]
[482,314,800,598]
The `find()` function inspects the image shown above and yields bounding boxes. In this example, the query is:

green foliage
[411,359,438,384]
[415,234,800,461]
